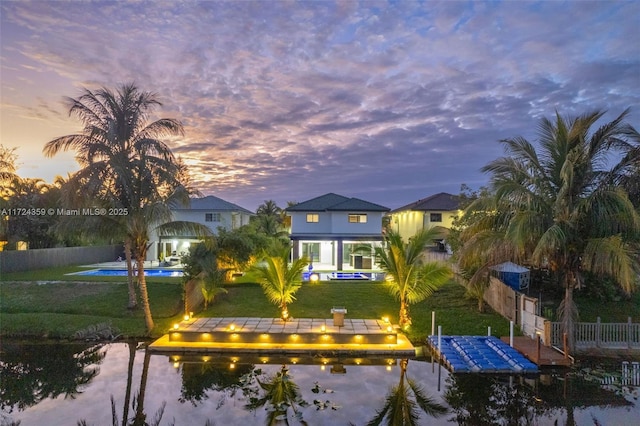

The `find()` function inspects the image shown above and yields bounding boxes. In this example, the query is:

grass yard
[1,268,515,342]
[0,280,183,338]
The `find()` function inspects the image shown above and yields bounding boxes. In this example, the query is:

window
[205,213,221,222]
[306,213,319,223]
[430,213,442,222]
[348,214,367,223]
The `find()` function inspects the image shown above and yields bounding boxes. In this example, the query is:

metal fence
[551,317,640,350]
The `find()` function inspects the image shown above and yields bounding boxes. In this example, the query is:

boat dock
[149,317,416,358]
[501,336,572,367]
[426,335,539,374]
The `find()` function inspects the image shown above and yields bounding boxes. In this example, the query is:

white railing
[551,317,640,350]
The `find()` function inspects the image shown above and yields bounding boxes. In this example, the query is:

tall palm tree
[43,83,202,330]
[367,359,448,426]
[375,228,452,328]
[251,247,309,321]
[473,109,640,352]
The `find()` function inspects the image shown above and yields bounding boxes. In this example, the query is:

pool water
[70,268,184,277]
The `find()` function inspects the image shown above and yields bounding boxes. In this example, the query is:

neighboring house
[285,193,390,271]
[389,192,461,247]
[149,195,254,262]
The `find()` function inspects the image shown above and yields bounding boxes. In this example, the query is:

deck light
[229,324,235,331]
[173,323,179,330]
[310,273,320,282]
[173,362,180,368]
[386,325,393,333]
[320,325,326,333]
[382,316,390,323]
[183,314,190,321]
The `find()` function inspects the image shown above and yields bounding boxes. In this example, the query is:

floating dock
[150,317,416,358]
[501,336,572,367]
[426,335,539,374]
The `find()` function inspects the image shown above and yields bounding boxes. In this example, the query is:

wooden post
[596,316,601,348]
[563,332,568,359]
[536,332,541,364]
[510,321,514,347]
[431,311,435,337]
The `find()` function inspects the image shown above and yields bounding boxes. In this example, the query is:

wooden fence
[551,317,640,350]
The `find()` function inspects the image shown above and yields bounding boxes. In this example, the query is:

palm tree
[367,359,447,426]
[473,109,640,352]
[375,228,452,328]
[251,247,309,321]
[43,83,202,330]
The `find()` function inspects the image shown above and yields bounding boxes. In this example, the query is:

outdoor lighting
[291,333,299,340]
[229,362,235,369]
[386,325,393,333]
[382,316,390,323]
[261,333,270,338]
[173,362,180,369]
[320,325,326,333]
[291,358,298,364]
[173,323,179,330]
[202,356,211,362]
[386,365,392,371]
[310,273,320,282]
[356,359,361,365]
[183,314,190,321]
[261,357,269,364]
[189,311,193,319]
[229,324,236,331]
[321,365,326,371]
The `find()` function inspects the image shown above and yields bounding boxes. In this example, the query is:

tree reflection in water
[367,359,447,426]
[242,364,309,425]
[0,341,106,413]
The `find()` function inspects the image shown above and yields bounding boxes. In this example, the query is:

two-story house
[389,192,461,248]
[149,195,254,262]
[285,193,390,271]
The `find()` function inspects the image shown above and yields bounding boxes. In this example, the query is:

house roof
[286,193,390,212]
[174,195,253,214]
[391,192,460,213]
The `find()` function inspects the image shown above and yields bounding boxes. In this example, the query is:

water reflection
[0,341,105,413]
[1,342,638,425]
[367,359,447,425]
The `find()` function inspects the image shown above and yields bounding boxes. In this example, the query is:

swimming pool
[71,268,184,277]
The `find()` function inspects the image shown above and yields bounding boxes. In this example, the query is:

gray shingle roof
[286,193,390,212]
[391,192,460,213]
[174,195,253,214]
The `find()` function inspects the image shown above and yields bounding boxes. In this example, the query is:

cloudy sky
[1,1,639,211]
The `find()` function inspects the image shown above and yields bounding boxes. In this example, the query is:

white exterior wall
[146,209,252,261]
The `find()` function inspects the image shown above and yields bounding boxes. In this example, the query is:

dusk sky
[1,1,639,211]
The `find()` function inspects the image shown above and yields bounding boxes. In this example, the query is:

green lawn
[1,272,516,341]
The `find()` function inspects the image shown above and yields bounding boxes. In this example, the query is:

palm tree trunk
[136,257,154,332]
[399,296,411,327]
[124,240,137,309]
[558,275,578,354]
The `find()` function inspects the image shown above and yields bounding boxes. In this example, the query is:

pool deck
[149,317,416,357]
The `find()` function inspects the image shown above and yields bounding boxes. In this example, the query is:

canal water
[1,341,638,425]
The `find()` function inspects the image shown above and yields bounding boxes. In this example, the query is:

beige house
[389,192,461,246]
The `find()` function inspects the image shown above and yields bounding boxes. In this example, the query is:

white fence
[551,317,640,350]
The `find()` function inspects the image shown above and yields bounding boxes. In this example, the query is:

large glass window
[302,242,320,262]
[306,213,319,223]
